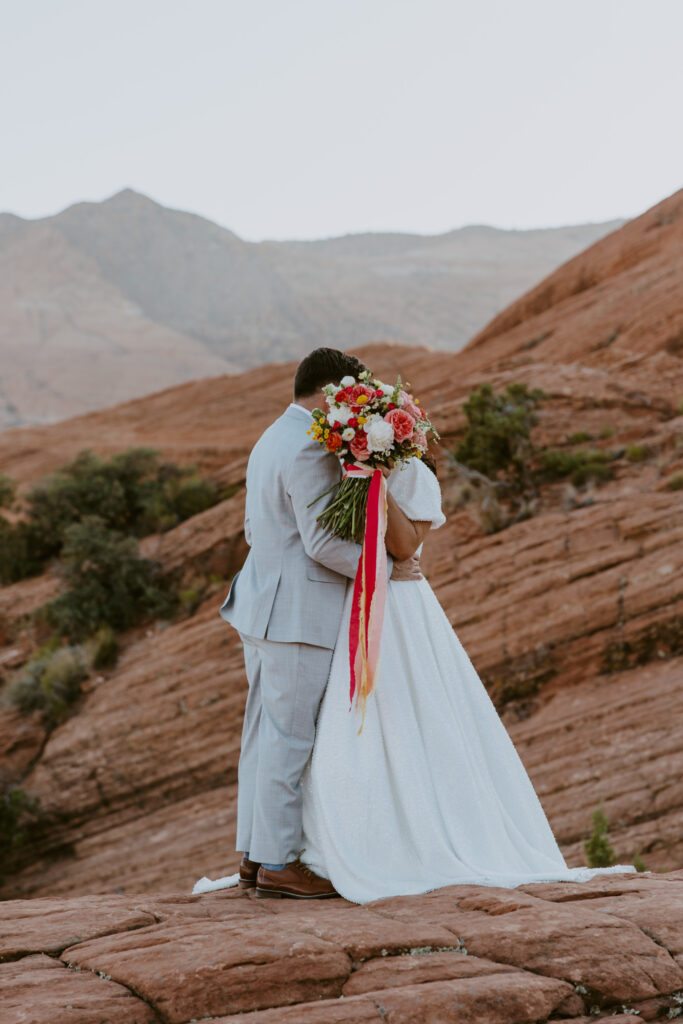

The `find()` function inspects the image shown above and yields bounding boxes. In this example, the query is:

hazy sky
[2,0,682,240]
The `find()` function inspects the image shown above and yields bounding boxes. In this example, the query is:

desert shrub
[84,625,120,670]
[567,431,592,444]
[584,803,616,868]
[0,787,41,884]
[540,448,613,487]
[599,424,614,439]
[44,515,176,642]
[9,448,220,579]
[667,473,683,491]
[5,643,87,725]
[626,444,647,462]
[0,473,15,508]
[454,382,545,493]
[0,519,45,584]
[632,853,647,873]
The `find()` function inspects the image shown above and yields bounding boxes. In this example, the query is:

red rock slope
[0,190,682,904]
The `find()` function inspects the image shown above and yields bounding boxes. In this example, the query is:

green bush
[45,516,176,642]
[84,625,120,670]
[667,473,683,491]
[584,803,616,868]
[5,643,87,725]
[626,444,647,462]
[0,787,41,885]
[567,431,592,444]
[632,853,647,873]
[540,448,613,487]
[599,424,614,439]
[5,448,220,581]
[454,382,545,493]
[0,519,45,584]
[0,473,16,508]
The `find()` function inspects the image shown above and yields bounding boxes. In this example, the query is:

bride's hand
[390,555,423,581]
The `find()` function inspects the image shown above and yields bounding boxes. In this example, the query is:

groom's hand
[390,555,423,581]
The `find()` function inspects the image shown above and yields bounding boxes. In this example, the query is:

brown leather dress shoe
[238,856,261,889]
[256,858,339,899]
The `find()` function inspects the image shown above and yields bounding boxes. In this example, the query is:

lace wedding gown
[193,458,635,900]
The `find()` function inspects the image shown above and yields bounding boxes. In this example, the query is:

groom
[219,347,419,898]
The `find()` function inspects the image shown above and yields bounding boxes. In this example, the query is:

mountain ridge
[0,188,623,430]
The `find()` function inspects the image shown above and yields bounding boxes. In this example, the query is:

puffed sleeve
[387,457,446,529]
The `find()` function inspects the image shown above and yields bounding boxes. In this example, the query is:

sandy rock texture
[2,873,683,1023]
[0,189,681,903]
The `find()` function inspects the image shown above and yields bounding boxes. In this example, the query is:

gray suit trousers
[236,632,333,864]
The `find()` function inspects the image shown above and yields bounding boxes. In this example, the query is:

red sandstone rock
[0,953,156,1024]
[0,191,682,909]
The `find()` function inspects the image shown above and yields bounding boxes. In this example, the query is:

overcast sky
[2,0,682,240]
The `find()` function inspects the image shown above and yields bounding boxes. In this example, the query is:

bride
[195,359,635,902]
[298,454,635,902]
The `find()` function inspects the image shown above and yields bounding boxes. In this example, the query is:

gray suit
[220,404,378,864]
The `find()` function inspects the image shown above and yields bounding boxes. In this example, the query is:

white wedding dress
[193,458,635,900]
[298,458,635,902]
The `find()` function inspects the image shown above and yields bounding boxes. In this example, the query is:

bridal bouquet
[308,369,438,543]
[308,368,438,730]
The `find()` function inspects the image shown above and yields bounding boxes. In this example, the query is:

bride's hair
[294,348,366,398]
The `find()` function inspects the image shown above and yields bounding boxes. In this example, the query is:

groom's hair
[294,348,366,398]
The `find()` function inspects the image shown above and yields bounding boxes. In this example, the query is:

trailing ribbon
[345,462,388,733]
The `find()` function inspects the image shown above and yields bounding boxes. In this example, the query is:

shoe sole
[255,887,339,899]
[238,879,257,889]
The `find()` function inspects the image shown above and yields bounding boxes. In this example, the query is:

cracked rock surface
[2,871,683,1023]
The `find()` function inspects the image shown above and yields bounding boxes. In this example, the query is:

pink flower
[413,430,428,451]
[385,407,415,442]
[350,432,370,461]
[399,390,422,420]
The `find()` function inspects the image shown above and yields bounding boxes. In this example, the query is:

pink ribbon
[345,463,388,733]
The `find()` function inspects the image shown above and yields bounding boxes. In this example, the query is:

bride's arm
[385,492,430,561]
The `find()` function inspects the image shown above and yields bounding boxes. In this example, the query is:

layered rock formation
[3,872,683,1023]
[0,188,681,911]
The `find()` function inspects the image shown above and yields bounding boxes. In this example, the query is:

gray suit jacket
[220,405,385,649]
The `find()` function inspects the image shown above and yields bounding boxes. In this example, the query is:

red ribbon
[345,464,388,733]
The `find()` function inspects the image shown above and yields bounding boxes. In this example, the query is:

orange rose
[327,432,343,452]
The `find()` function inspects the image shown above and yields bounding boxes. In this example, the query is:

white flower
[340,375,355,387]
[379,382,394,396]
[366,416,395,452]
[327,405,352,426]
[341,427,355,442]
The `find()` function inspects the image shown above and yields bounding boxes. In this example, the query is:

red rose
[385,408,415,442]
[387,402,395,411]
[333,421,341,430]
[350,432,370,461]
[327,432,343,452]
[348,417,358,428]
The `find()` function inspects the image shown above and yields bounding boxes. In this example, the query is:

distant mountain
[0,189,623,429]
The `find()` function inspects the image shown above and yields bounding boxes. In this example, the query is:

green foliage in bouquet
[308,370,439,543]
